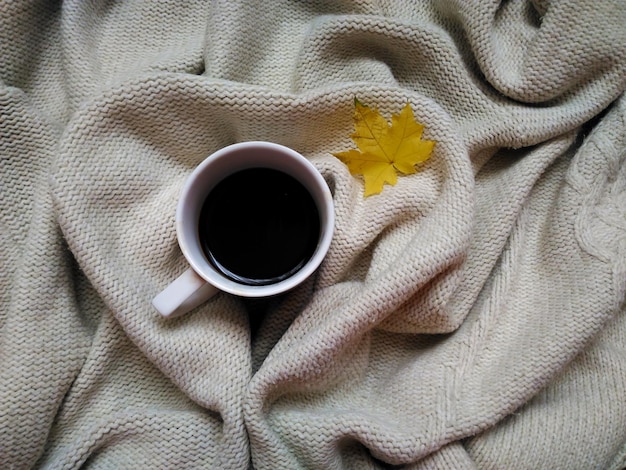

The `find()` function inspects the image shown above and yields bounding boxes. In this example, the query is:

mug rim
[175,141,334,297]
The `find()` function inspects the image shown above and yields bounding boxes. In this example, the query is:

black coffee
[198,168,321,286]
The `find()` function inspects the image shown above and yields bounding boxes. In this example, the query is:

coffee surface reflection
[198,168,321,286]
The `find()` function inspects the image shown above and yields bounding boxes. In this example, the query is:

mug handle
[152,268,220,318]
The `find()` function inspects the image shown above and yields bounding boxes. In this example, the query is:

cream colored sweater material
[1,1,625,469]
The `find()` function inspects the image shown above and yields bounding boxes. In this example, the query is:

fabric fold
[2,1,625,468]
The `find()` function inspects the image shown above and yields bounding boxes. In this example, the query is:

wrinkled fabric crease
[1,1,625,469]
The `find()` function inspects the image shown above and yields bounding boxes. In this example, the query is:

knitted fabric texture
[1,1,625,469]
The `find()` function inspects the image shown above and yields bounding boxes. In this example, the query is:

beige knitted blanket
[2,1,625,469]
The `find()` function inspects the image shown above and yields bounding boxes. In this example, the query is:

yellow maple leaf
[334,99,435,196]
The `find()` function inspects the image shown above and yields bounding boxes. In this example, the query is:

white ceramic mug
[152,141,335,318]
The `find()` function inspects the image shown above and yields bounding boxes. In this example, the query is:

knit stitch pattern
[1,1,625,469]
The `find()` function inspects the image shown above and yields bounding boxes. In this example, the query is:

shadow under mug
[152,141,335,318]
